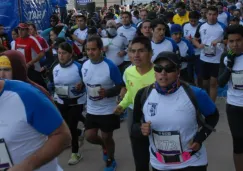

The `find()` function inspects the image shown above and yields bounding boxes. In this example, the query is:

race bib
[55,86,69,97]
[87,84,102,101]
[152,130,182,155]
[232,71,243,90]
[204,45,216,57]
[0,139,13,170]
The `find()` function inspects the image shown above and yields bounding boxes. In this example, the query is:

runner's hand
[117,51,126,57]
[98,88,106,98]
[190,142,201,152]
[113,105,124,115]
[227,50,236,70]
[75,83,83,91]
[141,121,151,136]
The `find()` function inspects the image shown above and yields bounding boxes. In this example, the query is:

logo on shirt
[203,29,207,35]
[185,30,189,35]
[83,69,88,77]
[147,102,158,117]
[54,70,59,77]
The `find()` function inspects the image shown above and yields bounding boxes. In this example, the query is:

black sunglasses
[154,64,177,73]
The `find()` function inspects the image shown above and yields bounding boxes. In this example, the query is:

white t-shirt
[151,37,179,62]
[53,61,86,105]
[176,38,195,69]
[142,86,216,170]
[183,22,201,55]
[195,22,226,63]
[73,28,88,52]
[102,35,128,66]
[224,54,243,107]
[0,80,63,171]
[82,58,123,115]
[117,25,137,61]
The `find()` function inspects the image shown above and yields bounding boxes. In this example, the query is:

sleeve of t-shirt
[30,37,43,54]
[104,58,123,85]
[102,38,109,47]
[21,85,63,135]
[192,86,216,117]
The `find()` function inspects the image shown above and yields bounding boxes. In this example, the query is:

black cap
[153,51,181,67]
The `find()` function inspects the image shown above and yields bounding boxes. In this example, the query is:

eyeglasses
[154,64,177,73]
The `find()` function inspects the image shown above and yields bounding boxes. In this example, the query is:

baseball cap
[153,51,181,67]
[18,23,29,29]
[170,24,182,35]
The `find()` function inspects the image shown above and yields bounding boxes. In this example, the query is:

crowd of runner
[0,0,243,171]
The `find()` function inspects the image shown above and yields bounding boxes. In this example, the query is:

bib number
[87,84,102,101]
[204,45,216,57]
[152,130,182,155]
[232,71,243,90]
[0,139,13,170]
[55,86,69,97]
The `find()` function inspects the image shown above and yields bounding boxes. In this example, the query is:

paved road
[58,98,235,171]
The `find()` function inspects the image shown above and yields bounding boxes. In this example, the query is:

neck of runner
[90,56,104,64]
[152,36,164,44]
[136,63,153,75]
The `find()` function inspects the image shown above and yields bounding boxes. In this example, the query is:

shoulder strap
[181,81,216,132]
[73,61,82,78]
[140,84,154,108]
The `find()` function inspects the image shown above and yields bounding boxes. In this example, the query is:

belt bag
[151,148,195,164]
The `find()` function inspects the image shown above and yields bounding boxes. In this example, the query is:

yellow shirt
[173,11,189,25]
[119,66,155,109]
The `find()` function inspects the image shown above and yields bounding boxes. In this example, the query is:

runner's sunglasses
[154,64,177,73]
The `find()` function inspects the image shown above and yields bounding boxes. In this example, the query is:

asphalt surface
[58,97,235,171]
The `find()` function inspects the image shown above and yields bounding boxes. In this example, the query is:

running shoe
[104,159,117,171]
[68,153,83,165]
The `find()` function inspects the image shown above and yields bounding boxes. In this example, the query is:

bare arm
[8,122,71,171]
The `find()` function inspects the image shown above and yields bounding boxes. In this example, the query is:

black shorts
[85,114,120,133]
[200,60,220,80]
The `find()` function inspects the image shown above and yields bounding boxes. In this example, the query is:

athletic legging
[152,165,207,171]
[226,104,243,154]
[57,103,84,153]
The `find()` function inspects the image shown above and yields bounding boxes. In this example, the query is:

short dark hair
[216,2,223,7]
[226,25,243,38]
[176,2,186,9]
[189,11,200,19]
[76,15,87,22]
[131,36,152,53]
[207,6,218,13]
[165,11,175,19]
[58,42,73,54]
[121,11,132,18]
[87,35,103,49]
[151,19,167,30]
